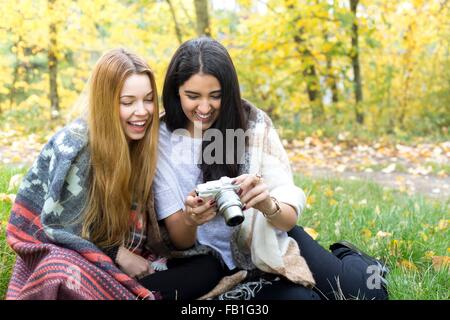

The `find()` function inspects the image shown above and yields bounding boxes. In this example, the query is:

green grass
[0,166,27,300]
[295,175,450,300]
[0,166,448,299]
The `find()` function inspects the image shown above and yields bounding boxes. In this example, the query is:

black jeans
[138,254,224,300]
[287,225,388,300]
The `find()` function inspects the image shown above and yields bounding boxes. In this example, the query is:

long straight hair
[82,48,159,249]
[162,37,247,181]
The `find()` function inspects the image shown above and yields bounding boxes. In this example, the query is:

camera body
[195,176,244,226]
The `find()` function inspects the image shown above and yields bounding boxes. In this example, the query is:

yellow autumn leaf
[303,227,319,240]
[389,239,400,256]
[424,251,435,259]
[431,256,450,272]
[324,188,334,198]
[399,259,418,271]
[307,195,315,206]
[329,199,338,206]
[0,193,16,204]
[437,219,449,231]
[361,228,372,239]
[419,231,428,242]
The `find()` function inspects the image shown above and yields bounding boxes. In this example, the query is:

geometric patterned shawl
[6,119,160,299]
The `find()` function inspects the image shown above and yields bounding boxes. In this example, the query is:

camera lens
[215,189,244,227]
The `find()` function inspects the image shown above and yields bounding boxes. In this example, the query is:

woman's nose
[197,99,211,114]
[134,100,148,115]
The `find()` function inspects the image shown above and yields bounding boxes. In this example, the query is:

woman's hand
[183,191,218,226]
[115,246,152,279]
[232,173,276,216]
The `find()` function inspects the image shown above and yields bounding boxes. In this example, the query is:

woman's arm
[233,174,298,231]
[163,192,217,249]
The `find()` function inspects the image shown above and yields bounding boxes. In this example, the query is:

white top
[153,122,237,269]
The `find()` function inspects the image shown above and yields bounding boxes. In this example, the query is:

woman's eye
[187,95,198,100]
[144,99,153,103]
[211,95,221,100]
[121,102,132,106]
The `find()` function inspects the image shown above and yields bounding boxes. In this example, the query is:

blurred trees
[0,0,448,137]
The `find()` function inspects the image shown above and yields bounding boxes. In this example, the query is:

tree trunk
[48,0,59,119]
[286,1,324,122]
[350,0,364,124]
[194,0,211,37]
[166,0,183,44]
[324,31,339,104]
[326,55,339,103]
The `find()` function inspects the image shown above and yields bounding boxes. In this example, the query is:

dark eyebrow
[184,90,200,95]
[184,90,221,95]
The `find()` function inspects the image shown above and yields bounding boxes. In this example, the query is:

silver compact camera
[195,176,244,226]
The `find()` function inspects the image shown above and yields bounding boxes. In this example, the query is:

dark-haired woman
[152,37,389,300]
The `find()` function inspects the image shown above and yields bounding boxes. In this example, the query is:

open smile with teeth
[127,120,147,127]
[195,112,213,120]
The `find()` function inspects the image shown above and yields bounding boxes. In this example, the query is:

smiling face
[178,73,221,136]
[119,73,154,141]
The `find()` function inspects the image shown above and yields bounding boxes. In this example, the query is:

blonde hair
[82,48,159,249]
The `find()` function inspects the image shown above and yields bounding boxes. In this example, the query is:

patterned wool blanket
[6,119,160,300]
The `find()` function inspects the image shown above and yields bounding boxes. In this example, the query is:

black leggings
[287,225,388,300]
[138,254,224,300]
[223,225,387,300]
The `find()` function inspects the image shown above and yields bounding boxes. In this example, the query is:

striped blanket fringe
[6,200,160,300]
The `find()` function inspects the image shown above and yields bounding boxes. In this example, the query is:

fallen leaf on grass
[0,193,16,204]
[376,231,392,238]
[424,251,435,259]
[399,259,418,271]
[306,195,315,208]
[389,239,400,256]
[303,227,319,240]
[431,256,450,272]
[329,199,338,206]
[324,188,334,197]
[437,219,449,231]
[419,231,428,241]
[361,228,372,239]
[8,174,23,192]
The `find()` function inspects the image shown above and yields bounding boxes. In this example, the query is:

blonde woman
[6,48,221,300]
